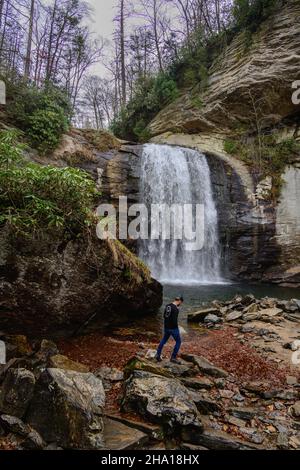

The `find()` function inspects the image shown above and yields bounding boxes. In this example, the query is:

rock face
[149,0,300,138]
[26,368,105,449]
[122,370,202,432]
[0,368,35,418]
[0,231,162,337]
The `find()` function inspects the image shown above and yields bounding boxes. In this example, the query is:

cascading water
[139,144,223,284]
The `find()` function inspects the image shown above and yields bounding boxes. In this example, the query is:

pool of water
[122,281,300,337]
[162,281,300,319]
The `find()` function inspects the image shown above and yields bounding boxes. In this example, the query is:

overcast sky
[86,0,115,42]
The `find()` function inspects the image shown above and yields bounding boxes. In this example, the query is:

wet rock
[241,295,256,306]
[191,393,221,415]
[219,389,235,399]
[289,435,300,449]
[35,340,59,364]
[243,303,258,314]
[49,354,89,373]
[283,341,300,351]
[182,354,228,378]
[161,360,198,378]
[103,417,148,450]
[277,300,299,313]
[240,324,256,334]
[4,335,32,360]
[187,308,221,323]
[122,370,202,432]
[226,311,243,322]
[180,377,213,391]
[106,413,163,441]
[243,312,262,322]
[181,427,261,450]
[26,368,105,449]
[239,427,264,444]
[0,415,45,450]
[95,367,124,383]
[227,416,246,428]
[204,314,222,324]
[124,356,196,379]
[0,368,35,418]
[229,407,257,421]
[0,415,32,436]
[290,401,300,418]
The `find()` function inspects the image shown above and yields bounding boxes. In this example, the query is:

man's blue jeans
[157,327,182,360]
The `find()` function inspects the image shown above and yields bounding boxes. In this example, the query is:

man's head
[174,296,184,306]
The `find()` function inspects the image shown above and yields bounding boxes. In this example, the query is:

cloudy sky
[86,0,115,42]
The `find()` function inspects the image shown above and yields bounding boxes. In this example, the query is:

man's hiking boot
[155,355,162,363]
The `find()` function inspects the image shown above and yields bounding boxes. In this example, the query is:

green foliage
[224,134,300,199]
[6,81,71,152]
[224,139,240,155]
[0,129,26,168]
[232,0,279,34]
[111,74,179,141]
[0,130,98,238]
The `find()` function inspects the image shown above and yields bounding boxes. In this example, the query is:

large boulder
[0,368,35,418]
[182,354,228,378]
[122,370,202,433]
[26,368,105,449]
[0,231,162,337]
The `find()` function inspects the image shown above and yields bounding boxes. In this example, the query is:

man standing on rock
[155,296,184,364]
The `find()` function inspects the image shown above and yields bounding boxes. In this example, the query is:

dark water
[124,282,300,337]
[162,281,300,322]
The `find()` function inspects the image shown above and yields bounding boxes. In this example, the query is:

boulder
[26,368,105,449]
[191,393,222,415]
[187,308,221,323]
[181,354,228,378]
[204,314,222,324]
[225,311,243,322]
[181,427,262,450]
[122,370,202,432]
[95,366,124,383]
[228,407,257,421]
[0,368,35,418]
[180,377,213,391]
[124,356,197,379]
[243,312,262,322]
[0,232,162,337]
[0,415,45,450]
[49,354,89,373]
[103,417,148,450]
[243,303,258,314]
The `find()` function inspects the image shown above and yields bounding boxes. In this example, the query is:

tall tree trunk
[25,0,35,79]
[120,0,126,105]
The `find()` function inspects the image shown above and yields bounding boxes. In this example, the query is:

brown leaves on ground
[59,325,288,388]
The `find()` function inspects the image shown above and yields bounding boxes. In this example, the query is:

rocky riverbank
[0,294,300,450]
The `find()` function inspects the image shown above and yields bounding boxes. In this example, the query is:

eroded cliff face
[149,0,300,140]
[147,0,300,287]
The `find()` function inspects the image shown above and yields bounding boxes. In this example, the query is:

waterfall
[139,144,223,284]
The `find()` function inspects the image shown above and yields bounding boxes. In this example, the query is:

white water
[139,144,223,284]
